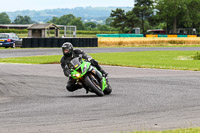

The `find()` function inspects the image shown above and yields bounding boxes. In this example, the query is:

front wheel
[104,83,112,95]
[84,75,104,97]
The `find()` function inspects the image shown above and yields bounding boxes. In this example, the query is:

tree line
[0,12,116,31]
[0,13,34,24]
[47,14,116,31]
[110,0,200,34]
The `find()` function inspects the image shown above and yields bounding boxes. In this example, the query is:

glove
[87,57,92,62]
[66,69,71,76]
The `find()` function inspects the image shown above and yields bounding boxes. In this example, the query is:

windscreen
[70,57,81,68]
[0,34,9,39]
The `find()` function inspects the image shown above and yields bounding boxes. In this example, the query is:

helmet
[62,42,73,57]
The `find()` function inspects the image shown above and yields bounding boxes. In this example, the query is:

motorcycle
[69,57,112,96]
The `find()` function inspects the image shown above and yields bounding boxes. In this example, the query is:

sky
[0,0,134,12]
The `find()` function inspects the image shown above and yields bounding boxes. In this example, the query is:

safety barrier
[158,35,168,37]
[167,35,178,38]
[97,34,198,38]
[187,35,197,37]
[146,34,158,37]
[22,38,98,48]
[177,35,187,37]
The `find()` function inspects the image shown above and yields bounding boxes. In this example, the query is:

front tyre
[84,75,104,97]
[104,83,112,95]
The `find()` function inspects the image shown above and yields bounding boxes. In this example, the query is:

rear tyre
[84,75,104,97]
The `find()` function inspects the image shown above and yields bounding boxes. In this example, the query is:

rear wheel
[84,75,104,96]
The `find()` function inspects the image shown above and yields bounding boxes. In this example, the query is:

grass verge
[133,128,200,133]
[0,55,62,64]
[1,45,200,50]
[0,51,199,71]
[17,33,96,38]
[90,51,200,71]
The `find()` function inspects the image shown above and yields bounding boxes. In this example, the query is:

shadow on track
[65,93,115,98]
[65,94,99,98]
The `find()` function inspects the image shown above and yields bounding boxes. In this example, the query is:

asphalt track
[1,47,200,58]
[1,63,200,133]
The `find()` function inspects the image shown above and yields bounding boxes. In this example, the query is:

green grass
[193,52,200,60]
[0,47,24,50]
[0,55,62,64]
[17,33,96,38]
[89,51,200,71]
[1,45,200,50]
[132,128,200,133]
[0,51,199,71]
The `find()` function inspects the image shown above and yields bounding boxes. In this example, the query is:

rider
[60,42,108,92]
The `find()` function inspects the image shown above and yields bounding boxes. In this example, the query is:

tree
[125,9,140,32]
[105,17,113,26]
[110,8,126,32]
[69,18,85,30]
[84,22,97,29]
[184,0,200,32]
[48,17,58,23]
[13,15,32,24]
[110,1,154,33]
[97,24,111,31]
[56,14,75,25]
[156,0,182,33]
[0,12,11,24]
[156,0,200,33]
[133,0,154,33]
[108,0,200,33]
[48,14,86,30]
[24,16,32,24]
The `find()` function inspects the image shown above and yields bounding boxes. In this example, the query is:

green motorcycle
[69,57,112,96]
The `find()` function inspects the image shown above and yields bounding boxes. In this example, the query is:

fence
[96,34,144,37]
[22,38,98,48]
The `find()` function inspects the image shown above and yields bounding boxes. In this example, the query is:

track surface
[1,47,200,58]
[1,63,200,133]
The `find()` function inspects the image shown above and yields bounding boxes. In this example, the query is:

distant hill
[6,7,132,23]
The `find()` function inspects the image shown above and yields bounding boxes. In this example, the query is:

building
[27,23,60,38]
[0,24,32,29]
[0,24,76,38]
